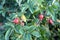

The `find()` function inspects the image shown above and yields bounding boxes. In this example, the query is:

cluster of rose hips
[39,14,53,24]
[13,14,53,26]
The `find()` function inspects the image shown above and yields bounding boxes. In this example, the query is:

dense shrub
[0,0,60,40]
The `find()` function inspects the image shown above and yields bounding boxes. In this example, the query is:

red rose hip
[39,14,44,21]
[49,19,53,24]
[13,18,19,24]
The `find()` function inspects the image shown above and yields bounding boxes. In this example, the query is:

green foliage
[0,0,60,40]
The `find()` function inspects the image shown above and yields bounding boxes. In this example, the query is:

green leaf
[37,0,44,5]
[26,33,32,40]
[23,26,30,31]
[9,13,17,19]
[51,14,56,21]
[19,28,24,35]
[1,0,5,5]
[20,3,28,12]
[23,33,32,40]
[17,12,24,17]
[28,26,36,32]
[0,5,3,9]
[0,11,3,13]
[27,0,35,14]
[5,28,13,40]
[48,6,54,13]
[23,26,36,33]
[31,31,41,37]
[29,5,34,14]
[2,12,5,17]
[16,0,22,6]
[52,4,58,9]
[5,23,19,34]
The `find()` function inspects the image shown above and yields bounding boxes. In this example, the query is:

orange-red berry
[13,18,19,24]
[48,19,53,24]
[39,14,44,21]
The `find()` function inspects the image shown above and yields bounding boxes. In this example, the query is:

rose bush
[0,0,60,40]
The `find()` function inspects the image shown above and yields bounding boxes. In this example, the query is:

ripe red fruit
[48,19,53,24]
[13,18,19,24]
[39,14,44,21]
